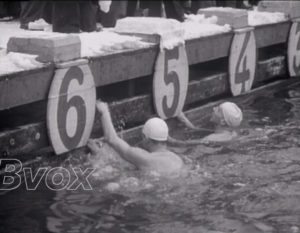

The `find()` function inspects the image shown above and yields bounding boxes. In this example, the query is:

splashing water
[1,80,300,233]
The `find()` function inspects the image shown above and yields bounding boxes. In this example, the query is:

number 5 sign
[153,45,189,119]
[229,27,256,96]
[288,19,300,77]
[47,61,96,155]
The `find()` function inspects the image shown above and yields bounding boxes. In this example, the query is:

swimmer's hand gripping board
[47,61,96,155]
[153,45,189,119]
[288,19,300,78]
[229,27,256,96]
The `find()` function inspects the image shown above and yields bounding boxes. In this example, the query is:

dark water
[1,80,300,233]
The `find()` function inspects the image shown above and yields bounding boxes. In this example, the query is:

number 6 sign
[153,45,189,119]
[47,62,96,155]
[229,27,256,96]
[288,19,300,77]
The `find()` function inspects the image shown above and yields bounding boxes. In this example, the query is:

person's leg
[52,1,80,33]
[79,1,97,32]
[142,1,161,17]
[163,0,184,22]
[7,1,20,18]
[20,1,47,28]
[216,0,225,7]
[127,0,138,16]
[191,0,216,14]
[99,0,127,27]
[0,1,8,18]
[42,1,52,24]
[223,0,238,8]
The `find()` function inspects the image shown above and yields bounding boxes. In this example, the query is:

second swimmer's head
[141,117,169,152]
[211,102,243,128]
[142,117,169,142]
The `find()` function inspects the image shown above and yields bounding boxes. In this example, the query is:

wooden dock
[0,19,299,157]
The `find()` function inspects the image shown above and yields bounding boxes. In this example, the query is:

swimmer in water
[201,101,243,143]
[87,100,183,175]
[170,101,243,145]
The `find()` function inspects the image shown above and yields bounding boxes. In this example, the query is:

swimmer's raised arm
[96,100,150,168]
[177,112,214,133]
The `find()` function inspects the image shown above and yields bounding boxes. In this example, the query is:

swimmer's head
[142,117,169,142]
[211,102,243,128]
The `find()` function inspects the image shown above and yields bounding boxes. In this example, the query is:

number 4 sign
[153,45,189,119]
[288,19,300,78]
[229,27,256,96]
[47,60,96,155]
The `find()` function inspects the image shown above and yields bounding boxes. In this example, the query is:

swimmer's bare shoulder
[129,148,183,174]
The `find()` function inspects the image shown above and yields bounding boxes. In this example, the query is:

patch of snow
[183,14,231,40]
[79,30,152,57]
[114,17,185,50]
[248,8,288,26]
[0,51,46,75]
[28,18,51,31]
[0,21,62,49]
[200,7,246,13]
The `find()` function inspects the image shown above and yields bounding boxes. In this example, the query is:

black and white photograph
[0,0,300,232]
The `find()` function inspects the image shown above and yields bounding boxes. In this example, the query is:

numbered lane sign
[229,28,256,96]
[153,45,189,119]
[288,19,300,77]
[47,62,96,155]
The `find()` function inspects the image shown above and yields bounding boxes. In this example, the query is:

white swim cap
[142,117,169,141]
[219,102,243,127]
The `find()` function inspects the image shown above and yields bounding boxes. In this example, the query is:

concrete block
[7,35,81,63]
[198,7,248,29]
[258,1,300,19]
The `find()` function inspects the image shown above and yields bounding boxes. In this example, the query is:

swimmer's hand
[87,139,103,156]
[96,100,109,117]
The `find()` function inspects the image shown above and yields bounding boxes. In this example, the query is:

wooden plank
[255,22,290,48]
[0,122,49,158]
[186,72,229,104]
[0,65,55,111]
[0,55,287,157]
[186,32,233,65]
[90,46,159,86]
[254,55,286,84]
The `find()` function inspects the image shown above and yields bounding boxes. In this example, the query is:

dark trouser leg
[52,1,80,33]
[127,0,138,16]
[7,1,20,18]
[99,1,127,27]
[20,1,47,26]
[223,1,237,7]
[191,0,216,14]
[163,0,184,22]
[79,1,97,32]
[141,1,161,17]
[42,1,52,24]
[0,1,7,17]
